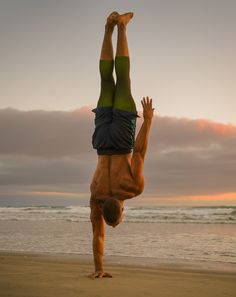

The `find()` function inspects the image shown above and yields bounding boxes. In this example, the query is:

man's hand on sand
[142,96,154,121]
[88,270,113,279]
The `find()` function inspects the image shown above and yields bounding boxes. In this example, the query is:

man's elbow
[93,233,104,248]
[94,229,105,239]
[95,234,104,241]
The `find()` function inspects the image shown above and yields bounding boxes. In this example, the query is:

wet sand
[0,252,236,297]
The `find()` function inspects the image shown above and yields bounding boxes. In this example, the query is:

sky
[0,0,236,206]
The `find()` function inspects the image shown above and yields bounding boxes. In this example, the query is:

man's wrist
[95,265,103,272]
[95,257,103,271]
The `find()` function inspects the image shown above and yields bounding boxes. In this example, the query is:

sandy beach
[0,252,236,297]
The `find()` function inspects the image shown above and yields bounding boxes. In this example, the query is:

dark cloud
[0,107,94,157]
[0,108,236,200]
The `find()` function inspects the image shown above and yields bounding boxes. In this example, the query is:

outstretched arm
[131,97,154,186]
[134,97,154,158]
[113,98,154,201]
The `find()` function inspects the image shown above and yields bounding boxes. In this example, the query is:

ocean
[0,205,236,265]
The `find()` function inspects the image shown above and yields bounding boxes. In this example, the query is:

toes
[107,11,119,23]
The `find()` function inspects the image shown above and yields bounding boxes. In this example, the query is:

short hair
[102,198,122,225]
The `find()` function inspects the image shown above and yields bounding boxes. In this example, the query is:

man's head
[102,198,124,227]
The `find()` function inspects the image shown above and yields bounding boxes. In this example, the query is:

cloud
[0,108,236,202]
[145,116,236,196]
[0,107,94,157]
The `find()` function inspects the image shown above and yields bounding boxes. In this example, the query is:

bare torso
[90,154,144,201]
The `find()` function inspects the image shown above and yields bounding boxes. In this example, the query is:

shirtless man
[89,11,154,278]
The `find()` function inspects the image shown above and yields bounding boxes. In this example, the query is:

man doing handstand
[90,11,154,278]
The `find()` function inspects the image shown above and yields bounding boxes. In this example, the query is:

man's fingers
[88,271,113,279]
[142,96,154,109]
[103,272,113,278]
[88,273,96,279]
[142,97,152,105]
[88,272,102,279]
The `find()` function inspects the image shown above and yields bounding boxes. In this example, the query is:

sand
[0,252,236,297]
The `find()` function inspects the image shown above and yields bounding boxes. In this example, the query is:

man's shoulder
[90,195,102,204]
[90,196,103,220]
[90,195,109,207]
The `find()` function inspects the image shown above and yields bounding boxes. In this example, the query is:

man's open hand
[141,96,154,121]
[88,270,113,279]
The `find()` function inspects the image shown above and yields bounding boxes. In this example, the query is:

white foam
[0,205,235,224]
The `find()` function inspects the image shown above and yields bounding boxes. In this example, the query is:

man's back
[90,154,144,201]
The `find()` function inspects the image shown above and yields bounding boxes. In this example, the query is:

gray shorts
[92,107,138,155]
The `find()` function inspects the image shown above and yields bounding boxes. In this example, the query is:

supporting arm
[92,216,105,272]
[89,198,112,279]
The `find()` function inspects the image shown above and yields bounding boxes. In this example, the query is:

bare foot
[106,11,119,30]
[117,12,134,26]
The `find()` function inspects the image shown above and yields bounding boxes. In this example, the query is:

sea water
[0,205,236,265]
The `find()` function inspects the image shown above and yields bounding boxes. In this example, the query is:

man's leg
[97,12,118,108]
[113,13,136,113]
[92,12,119,153]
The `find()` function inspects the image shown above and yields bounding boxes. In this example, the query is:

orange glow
[129,192,236,206]
[211,123,235,135]
[186,192,236,201]
[30,191,79,197]
[196,119,236,135]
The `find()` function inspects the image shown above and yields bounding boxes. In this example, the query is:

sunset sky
[0,0,236,206]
